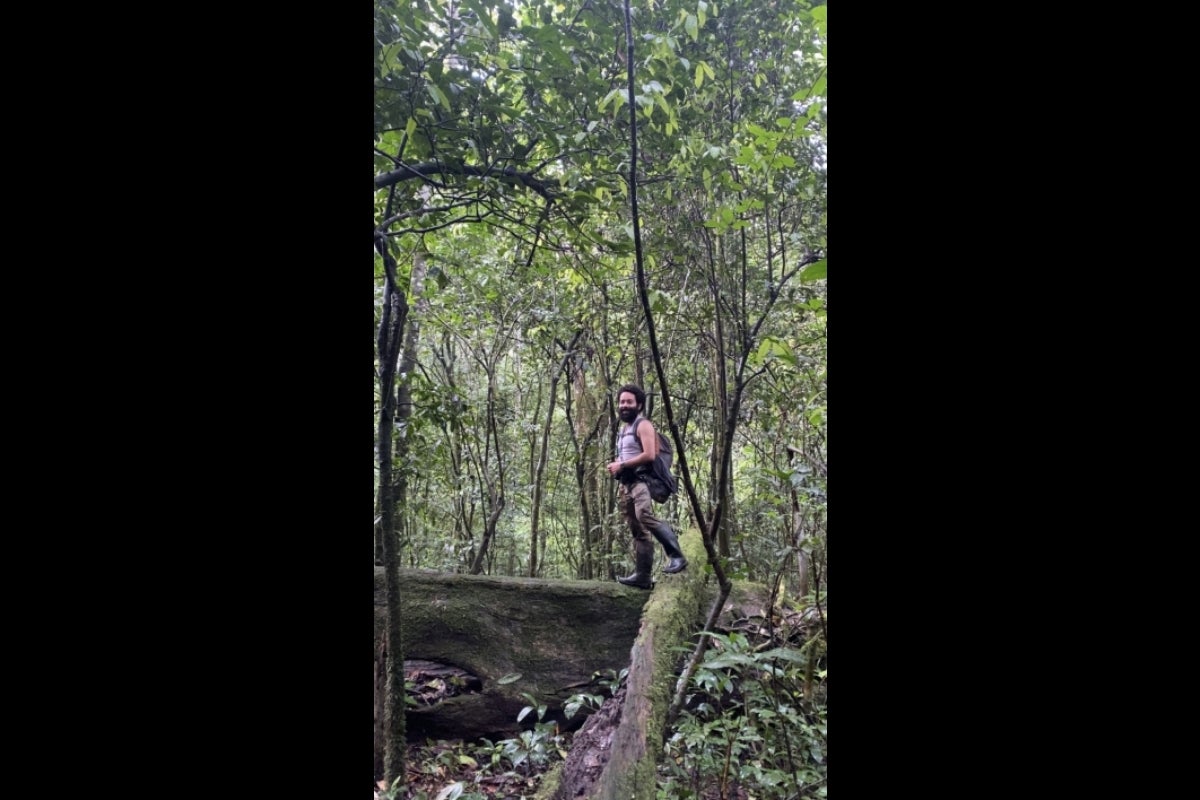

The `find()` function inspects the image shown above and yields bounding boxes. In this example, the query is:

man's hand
[607,460,624,476]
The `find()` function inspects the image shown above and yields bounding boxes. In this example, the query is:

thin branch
[374,147,401,165]
[375,161,561,200]
[375,199,481,234]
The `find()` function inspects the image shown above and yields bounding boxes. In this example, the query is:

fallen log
[542,535,796,800]
[545,531,710,800]
[374,568,649,747]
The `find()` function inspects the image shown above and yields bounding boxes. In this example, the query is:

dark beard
[618,408,637,423]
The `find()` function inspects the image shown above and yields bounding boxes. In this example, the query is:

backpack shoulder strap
[630,416,654,459]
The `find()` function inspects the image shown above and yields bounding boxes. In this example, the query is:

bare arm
[635,422,659,463]
[606,420,659,476]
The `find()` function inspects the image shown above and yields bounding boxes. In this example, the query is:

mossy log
[373,568,650,745]
[546,530,711,800]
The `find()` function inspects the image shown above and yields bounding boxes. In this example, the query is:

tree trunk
[467,370,505,574]
[395,247,429,523]
[531,332,583,577]
[374,240,408,786]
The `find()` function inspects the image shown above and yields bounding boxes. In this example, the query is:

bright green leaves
[800,260,826,284]
[639,79,675,128]
[811,72,827,99]
[678,1,715,42]
[750,336,808,371]
[739,121,803,169]
[600,79,677,132]
[694,60,716,88]
[598,88,627,116]
[811,2,827,37]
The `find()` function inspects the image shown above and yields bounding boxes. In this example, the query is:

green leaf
[649,288,672,313]
[800,260,827,283]
[685,14,698,41]
[498,673,523,685]
[428,266,450,291]
[758,647,807,663]
[426,83,451,111]
[704,654,758,669]
[752,336,796,367]
[694,63,705,88]
[463,0,498,37]
[812,5,827,26]
[599,88,627,114]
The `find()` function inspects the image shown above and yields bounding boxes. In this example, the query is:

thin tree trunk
[469,371,505,574]
[530,331,583,576]
[527,382,544,575]
[394,247,429,564]
[374,236,408,787]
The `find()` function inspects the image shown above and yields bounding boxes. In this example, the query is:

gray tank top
[617,415,646,463]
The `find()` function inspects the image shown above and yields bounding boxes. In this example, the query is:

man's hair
[617,383,646,411]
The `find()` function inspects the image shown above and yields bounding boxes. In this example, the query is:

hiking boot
[617,539,655,590]
[663,557,688,574]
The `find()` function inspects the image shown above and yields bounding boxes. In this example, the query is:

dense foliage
[375,0,825,587]
[375,1,826,795]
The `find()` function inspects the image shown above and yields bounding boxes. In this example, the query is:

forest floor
[375,599,822,799]
[376,659,570,798]
[374,736,565,799]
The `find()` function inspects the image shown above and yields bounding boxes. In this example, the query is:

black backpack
[632,418,678,503]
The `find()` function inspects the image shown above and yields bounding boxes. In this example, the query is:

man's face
[618,391,639,422]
